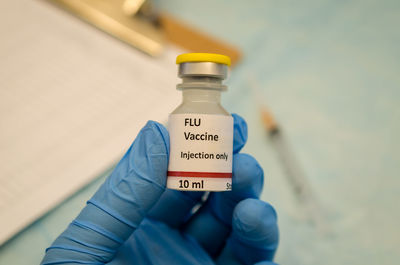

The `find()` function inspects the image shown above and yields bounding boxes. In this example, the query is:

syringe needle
[261,107,326,231]
[249,76,326,231]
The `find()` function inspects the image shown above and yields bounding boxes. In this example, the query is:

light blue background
[1,0,399,264]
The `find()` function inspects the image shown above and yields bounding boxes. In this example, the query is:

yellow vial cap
[176,53,231,66]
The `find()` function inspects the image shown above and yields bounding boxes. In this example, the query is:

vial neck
[177,76,226,91]
[181,76,223,85]
[182,88,221,103]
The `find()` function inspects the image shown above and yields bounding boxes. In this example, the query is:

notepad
[0,0,181,245]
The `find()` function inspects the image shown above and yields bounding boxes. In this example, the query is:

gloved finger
[41,121,169,265]
[232,113,248,154]
[146,190,204,228]
[215,257,279,265]
[182,153,264,256]
[146,113,248,228]
[216,199,279,265]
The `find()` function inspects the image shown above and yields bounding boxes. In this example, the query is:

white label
[167,114,233,191]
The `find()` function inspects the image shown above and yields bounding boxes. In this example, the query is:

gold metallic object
[122,0,146,16]
[50,0,164,56]
[48,0,242,65]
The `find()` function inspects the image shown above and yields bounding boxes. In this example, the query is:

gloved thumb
[42,121,169,264]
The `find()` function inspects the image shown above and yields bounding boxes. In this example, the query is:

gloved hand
[41,114,279,265]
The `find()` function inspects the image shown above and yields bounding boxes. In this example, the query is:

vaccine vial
[167,53,233,191]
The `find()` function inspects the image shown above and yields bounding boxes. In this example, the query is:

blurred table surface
[1,0,399,264]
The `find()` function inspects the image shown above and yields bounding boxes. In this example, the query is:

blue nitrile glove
[41,114,279,265]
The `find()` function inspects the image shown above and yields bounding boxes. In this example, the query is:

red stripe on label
[167,171,232,178]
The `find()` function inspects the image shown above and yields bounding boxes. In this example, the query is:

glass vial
[167,53,233,191]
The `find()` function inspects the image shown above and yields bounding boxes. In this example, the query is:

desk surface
[1,0,399,264]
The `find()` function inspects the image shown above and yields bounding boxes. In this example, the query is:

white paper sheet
[0,0,181,245]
